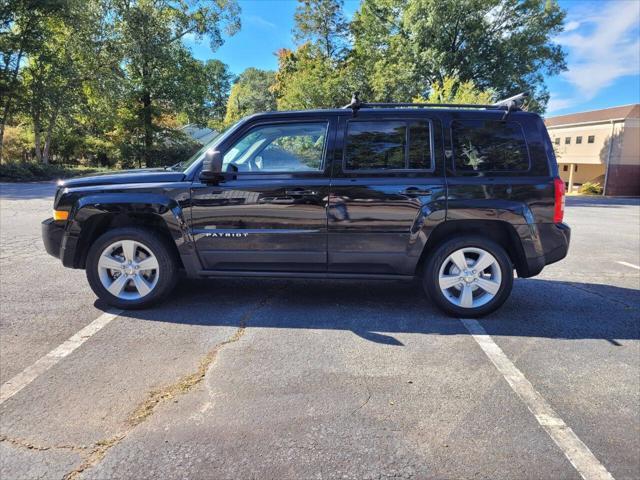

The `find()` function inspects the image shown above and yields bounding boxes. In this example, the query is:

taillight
[553,177,565,223]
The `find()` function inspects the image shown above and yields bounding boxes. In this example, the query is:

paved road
[0,182,638,480]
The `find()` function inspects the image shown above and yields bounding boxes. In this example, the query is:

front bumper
[42,217,65,259]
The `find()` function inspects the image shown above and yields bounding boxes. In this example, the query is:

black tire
[86,227,178,309]
[423,235,513,318]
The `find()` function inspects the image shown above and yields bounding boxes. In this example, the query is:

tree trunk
[142,91,152,168]
[0,49,24,162]
[42,107,60,165]
[34,127,43,163]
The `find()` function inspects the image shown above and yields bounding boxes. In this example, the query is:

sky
[185,0,640,117]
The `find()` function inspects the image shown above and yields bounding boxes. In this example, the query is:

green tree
[0,0,73,160]
[21,0,114,164]
[272,44,350,110]
[224,68,276,125]
[273,0,352,110]
[293,0,349,60]
[113,0,240,166]
[350,0,566,111]
[414,76,495,104]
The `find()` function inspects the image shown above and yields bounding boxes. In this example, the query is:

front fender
[61,193,193,268]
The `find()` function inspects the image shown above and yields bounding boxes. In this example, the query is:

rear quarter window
[452,119,530,173]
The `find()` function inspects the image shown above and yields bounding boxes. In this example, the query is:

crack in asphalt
[58,285,286,480]
[566,281,638,309]
[0,434,89,453]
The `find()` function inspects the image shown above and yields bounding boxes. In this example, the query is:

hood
[59,168,186,189]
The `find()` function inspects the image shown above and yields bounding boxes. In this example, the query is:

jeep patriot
[42,93,570,317]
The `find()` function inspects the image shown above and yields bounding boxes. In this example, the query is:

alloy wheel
[97,240,160,300]
[437,247,502,309]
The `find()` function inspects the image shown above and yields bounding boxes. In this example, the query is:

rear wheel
[423,235,513,317]
[86,227,178,309]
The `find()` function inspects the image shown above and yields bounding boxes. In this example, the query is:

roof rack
[343,92,529,120]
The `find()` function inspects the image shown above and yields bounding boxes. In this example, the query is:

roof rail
[342,92,530,119]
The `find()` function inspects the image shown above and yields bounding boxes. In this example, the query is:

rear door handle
[402,187,432,196]
[285,188,317,196]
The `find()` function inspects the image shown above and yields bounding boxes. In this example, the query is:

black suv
[42,94,570,317]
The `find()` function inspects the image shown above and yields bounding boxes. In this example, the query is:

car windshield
[166,120,243,172]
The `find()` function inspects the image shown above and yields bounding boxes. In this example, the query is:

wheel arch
[67,194,189,270]
[416,220,528,277]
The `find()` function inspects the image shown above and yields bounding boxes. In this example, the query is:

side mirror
[199,150,223,183]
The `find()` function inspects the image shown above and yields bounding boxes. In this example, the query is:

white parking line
[616,261,640,271]
[461,319,614,480]
[0,309,122,405]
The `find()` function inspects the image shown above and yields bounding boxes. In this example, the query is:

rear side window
[452,120,530,172]
[344,120,433,171]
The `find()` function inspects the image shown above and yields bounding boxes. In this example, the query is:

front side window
[344,120,432,170]
[223,122,327,173]
[452,119,530,172]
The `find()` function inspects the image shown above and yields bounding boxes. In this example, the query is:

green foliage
[2,0,569,172]
[224,68,277,125]
[350,0,566,111]
[0,159,113,181]
[272,44,352,110]
[579,182,603,195]
[417,77,495,105]
[293,0,349,59]
[1,0,240,168]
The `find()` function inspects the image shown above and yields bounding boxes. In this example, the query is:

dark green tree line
[2,0,568,172]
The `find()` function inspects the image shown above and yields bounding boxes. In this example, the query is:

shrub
[0,160,112,181]
[579,182,603,195]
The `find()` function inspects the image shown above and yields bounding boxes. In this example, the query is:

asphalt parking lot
[0,182,638,480]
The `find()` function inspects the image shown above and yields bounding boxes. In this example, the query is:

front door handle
[285,188,317,196]
[402,187,432,196]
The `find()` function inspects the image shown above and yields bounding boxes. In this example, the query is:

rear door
[190,115,336,272]
[328,113,446,275]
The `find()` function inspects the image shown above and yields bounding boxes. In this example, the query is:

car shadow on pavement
[112,277,640,346]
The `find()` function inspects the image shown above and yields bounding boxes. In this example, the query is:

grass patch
[0,161,117,182]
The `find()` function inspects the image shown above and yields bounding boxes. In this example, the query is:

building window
[554,137,560,145]
[565,137,571,144]
[575,165,578,172]
[576,136,582,144]
[588,135,595,143]
[563,165,568,171]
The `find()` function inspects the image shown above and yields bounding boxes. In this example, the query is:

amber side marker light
[53,210,69,221]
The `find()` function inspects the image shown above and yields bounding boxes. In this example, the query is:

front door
[328,114,446,275]
[190,116,336,272]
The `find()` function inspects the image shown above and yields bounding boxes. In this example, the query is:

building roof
[545,104,640,127]
[180,124,218,144]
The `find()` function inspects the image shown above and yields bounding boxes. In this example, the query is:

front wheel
[86,227,178,309]
[423,236,513,317]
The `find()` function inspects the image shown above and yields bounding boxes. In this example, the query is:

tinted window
[344,121,432,170]
[223,122,327,172]
[408,123,431,169]
[452,120,530,172]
